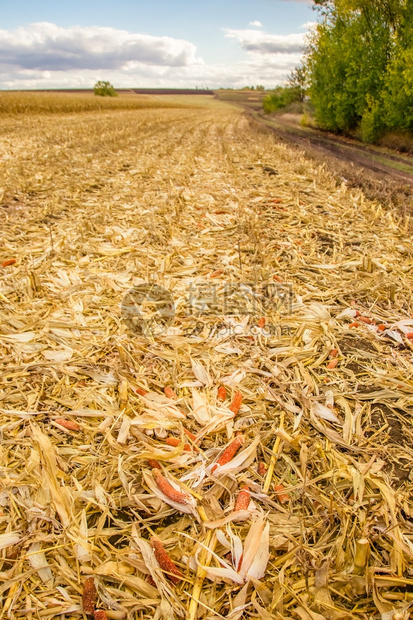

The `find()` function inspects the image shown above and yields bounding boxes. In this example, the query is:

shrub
[360,98,385,142]
[262,87,302,113]
[93,81,117,97]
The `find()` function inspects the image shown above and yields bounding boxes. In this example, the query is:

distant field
[8,88,214,95]
[0,91,199,115]
[0,89,266,115]
[215,89,265,110]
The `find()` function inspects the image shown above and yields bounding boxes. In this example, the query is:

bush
[262,87,302,113]
[360,98,385,142]
[300,113,315,128]
[93,81,117,97]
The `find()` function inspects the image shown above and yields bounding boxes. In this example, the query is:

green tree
[93,81,117,97]
[281,0,413,141]
[288,65,307,102]
[304,0,412,139]
[309,10,392,132]
[379,7,413,133]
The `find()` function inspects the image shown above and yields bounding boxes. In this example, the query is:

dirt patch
[338,336,378,356]
[336,336,412,482]
[337,336,377,376]
[368,404,413,483]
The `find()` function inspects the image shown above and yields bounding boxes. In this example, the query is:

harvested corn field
[1,95,413,620]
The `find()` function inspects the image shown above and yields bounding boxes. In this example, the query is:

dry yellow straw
[263,412,285,493]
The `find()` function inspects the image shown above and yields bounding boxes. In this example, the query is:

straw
[0,93,412,619]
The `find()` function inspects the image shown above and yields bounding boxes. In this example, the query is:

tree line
[267,0,413,144]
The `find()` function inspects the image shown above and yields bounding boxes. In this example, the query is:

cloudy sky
[1,0,316,90]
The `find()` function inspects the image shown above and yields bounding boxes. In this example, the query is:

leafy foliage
[288,65,307,101]
[302,0,413,142]
[93,81,118,97]
[263,86,303,113]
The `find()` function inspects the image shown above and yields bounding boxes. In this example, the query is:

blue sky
[0,0,316,89]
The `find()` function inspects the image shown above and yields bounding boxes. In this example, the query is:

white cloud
[301,21,317,30]
[0,22,201,72]
[0,57,301,91]
[224,28,306,54]
[249,21,263,28]
[0,22,312,90]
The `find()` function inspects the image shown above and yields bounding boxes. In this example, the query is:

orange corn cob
[273,275,283,282]
[349,321,359,328]
[147,459,162,469]
[217,386,227,401]
[136,387,148,396]
[234,485,250,511]
[94,612,108,620]
[55,418,81,431]
[1,258,16,267]
[165,437,192,452]
[229,391,243,415]
[212,435,244,472]
[82,577,97,616]
[359,316,373,324]
[258,317,266,328]
[406,332,413,339]
[258,461,267,476]
[209,269,223,278]
[377,324,386,331]
[151,536,183,584]
[326,359,338,370]
[164,386,177,399]
[147,575,157,587]
[274,484,290,504]
[329,348,338,358]
[183,427,197,442]
[152,469,189,504]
